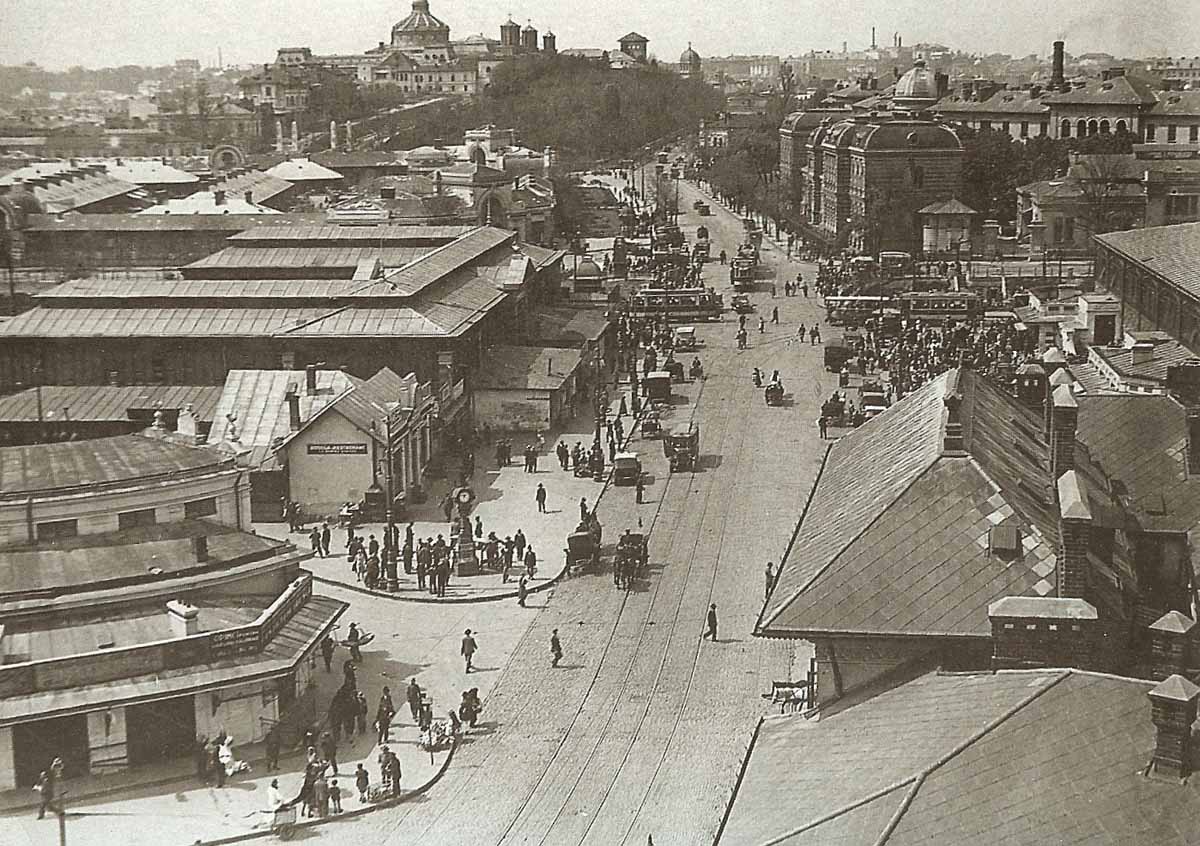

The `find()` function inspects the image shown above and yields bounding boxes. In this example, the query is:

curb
[195,737,458,845]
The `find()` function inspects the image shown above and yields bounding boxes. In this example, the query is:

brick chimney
[305,363,318,396]
[1051,40,1066,91]
[988,596,1098,670]
[213,189,226,206]
[1150,611,1196,680]
[286,385,301,430]
[166,599,200,637]
[244,190,254,205]
[1056,470,1091,599]
[1044,367,1074,442]
[1147,674,1200,781]
[1131,340,1155,366]
[1049,384,1077,478]
[1014,362,1046,408]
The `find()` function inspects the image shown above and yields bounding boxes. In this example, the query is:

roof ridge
[873,670,1072,845]
[760,781,915,846]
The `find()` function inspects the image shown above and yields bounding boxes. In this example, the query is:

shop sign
[307,443,368,455]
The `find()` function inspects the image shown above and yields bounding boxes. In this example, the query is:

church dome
[893,60,938,111]
[680,43,701,66]
[392,0,450,48]
[575,257,602,278]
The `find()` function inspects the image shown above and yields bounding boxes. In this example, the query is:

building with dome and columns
[799,60,966,255]
[679,44,702,80]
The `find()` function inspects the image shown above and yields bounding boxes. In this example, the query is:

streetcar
[731,258,756,292]
[824,295,894,325]
[896,291,984,324]
[628,287,724,322]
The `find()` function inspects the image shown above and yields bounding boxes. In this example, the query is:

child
[329,778,342,814]
[355,763,370,803]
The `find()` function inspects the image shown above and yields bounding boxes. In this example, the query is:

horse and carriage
[614,530,649,590]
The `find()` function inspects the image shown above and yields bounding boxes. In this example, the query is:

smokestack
[871,26,876,48]
[1052,40,1065,90]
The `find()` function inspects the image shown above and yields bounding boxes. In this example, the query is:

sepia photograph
[0,0,1196,843]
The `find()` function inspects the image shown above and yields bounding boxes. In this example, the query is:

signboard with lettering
[307,443,368,455]
[210,627,261,660]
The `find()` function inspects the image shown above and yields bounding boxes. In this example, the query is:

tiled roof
[475,345,583,391]
[761,370,1056,639]
[917,198,978,215]
[936,89,1049,116]
[0,384,221,423]
[0,433,231,496]
[1151,90,1200,115]
[1044,75,1157,106]
[1094,221,1200,302]
[1091,339,1199,383]
[381,226,513,296]
[719,669,1064,846]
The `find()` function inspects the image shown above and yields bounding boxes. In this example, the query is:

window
[1146,123,1157,141]
[1168,124,1179,142]
[184,497,218,519]
[1020,121,1029,138]
[1060,119,1071,138]
[1167,195,1200,218]
[118,508,156,530]
[1040,123,1048,136]
[37,519,78,542]
[1191,126,1199,142]
[1002,122,1011,135]
[265,86,273,98]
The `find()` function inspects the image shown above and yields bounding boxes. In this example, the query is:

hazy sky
[2,0,1195,70]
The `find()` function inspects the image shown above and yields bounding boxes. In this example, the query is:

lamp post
[379,412,400,592]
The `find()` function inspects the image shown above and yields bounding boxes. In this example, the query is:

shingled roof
[760,369,1056,640]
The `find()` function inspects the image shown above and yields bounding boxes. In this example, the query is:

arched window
[911,165,925,189]
[1100,120,1111,134]
[1087,120,1099,136]
[1076,119,1087,137]
[1116,119,1128,134]
[1061,119,1071,138]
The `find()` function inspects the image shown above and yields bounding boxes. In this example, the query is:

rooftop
[265,157,344,183]
[475,345,584,391]
[1091,337,1199,384]
[0,433,232,498]
[1095,221,1200,303]
[719,668,1200,846]
[137,189,281,216]
[0,384,221,424]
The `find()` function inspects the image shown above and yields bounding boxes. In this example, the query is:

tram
[824,295,894,325]
[896,291,984,323]
[628,286,724,322]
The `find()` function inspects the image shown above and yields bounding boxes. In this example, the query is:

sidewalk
[291,393,640,604]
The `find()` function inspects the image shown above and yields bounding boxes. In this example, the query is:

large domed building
[679,43,702,80]
[797,61,966,255]
[391,0,451,52]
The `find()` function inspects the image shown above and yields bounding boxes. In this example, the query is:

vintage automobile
[663,421,699,472]
[613,452,642,485]
[731,294,754,314]
[565,514,603,575]
[673,326,697,351]
[697,203,711,216]
[824,341,854,372]
[644,370,672,403]
[640,408,662,437]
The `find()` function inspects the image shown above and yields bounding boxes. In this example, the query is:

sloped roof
[381,225,513,296]
[1044,74,1157,106]
[917,198,978,215]
[1091,338,1199,383]
[137,190,281,215]
[619,32,648,43]
[103,159,200,186]
[265,158,344,183]
[761,370,1056,639]
[211,168,294,205]
[525,306,611,347]
[475,345,583,391]
[0,384,221,424]
[722,669,1200,846]
[1095,221,1200,302]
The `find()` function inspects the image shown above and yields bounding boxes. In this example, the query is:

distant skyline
[1,0,1194,71]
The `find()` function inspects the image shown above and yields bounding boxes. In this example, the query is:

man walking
[636,475,645,504]
[320,633,335,672]
[461,628,478,673]
[535,483,547,513]
[765,562,775,601]
[818,415,828,439]
[517,574,528,607]
[377,687,395,744]
[771,305,779,325]
[703,603,719,642]
[550,629,563,668]
[406,677,422,724]
[320,523,331,557]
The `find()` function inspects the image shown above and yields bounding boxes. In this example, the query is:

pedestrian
[461,628,478,673]
[329,778,343,814]
[319,730,338,775]
[211,739,225,788]
[704,603,719,641]
[265,729,280,773]
[386,751,402,798]
[517,574,528,607]
[406,677,422,724]
[356,691,368,735]
[550,629,563,668]
[310,526,323,558]
[765,562,775,601]
[535,483,547,513]
[772,305,779,325]
[619,395,628,417]
[355,764,370,803]
[580,496,589,522]
[758,316,766,334]
[267,778,283,812]
[194,735,209,784]
[802,282,808,297]
[771,282,777,297]
[474,515,483,538]
[320,523,331,557]
[320,633,335,672]
[376,687,395,744]
[313,770,329,818]
[524,545,537,579]
[818,415,828,439]
[347,622,363,662]
[636,475,645,504]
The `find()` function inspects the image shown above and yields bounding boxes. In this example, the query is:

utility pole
[383,411,399,592]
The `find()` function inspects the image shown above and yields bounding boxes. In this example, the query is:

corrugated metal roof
[23,212,325,232]
[39,278,366,300]
[383,226,513,296]
[212,169,293,203]
[0,306,334,337]
[1095,220,1200,301]
[0,433,231,496]
[227,223,475,244]
[184,245,432,270]
[0,384,222,422]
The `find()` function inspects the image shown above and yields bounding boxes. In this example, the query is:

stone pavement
[292,394,639,604]
[298,172,827,845]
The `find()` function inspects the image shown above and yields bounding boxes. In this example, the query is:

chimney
[1044,367,1073,442]
[245,190,254,204]
[166,599,200,638]
[1149,611,1196,680]
[1056,470,1092,599]
[1147,674,1200,781]
[286,387,301,431]
[1049,384,1077,478]
[988,596,1098,670]
[380,186,397,200]
[942,387,965,454]
[213,189,226,206]
[1051,40,1065,90]
[305,363,318,396]
[1131,340,1155,365]
[192,534,209,562]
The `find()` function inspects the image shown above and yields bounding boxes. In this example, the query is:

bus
[825,295,894,325]
[897,291,984,324]
[628,287,724,322]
